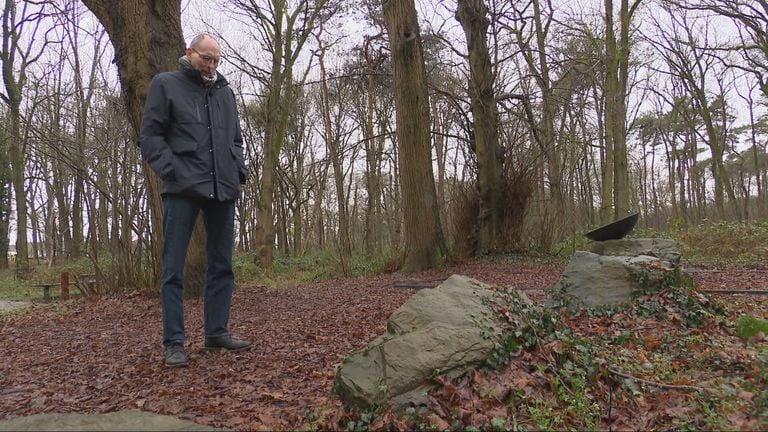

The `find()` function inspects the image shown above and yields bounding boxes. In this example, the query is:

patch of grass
[0,257,96,302]
[235,248,405,289]
[735,315,768,340]
[0,302,32,325]
[0,269,31,300]
[2,247,405,301]
[477,251,568,265]
[636,219,768,266]
[525,399,562,430]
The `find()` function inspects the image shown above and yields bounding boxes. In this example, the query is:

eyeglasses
[190,47,221,66]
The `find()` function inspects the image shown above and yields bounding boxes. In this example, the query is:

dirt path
[0,301,29,314]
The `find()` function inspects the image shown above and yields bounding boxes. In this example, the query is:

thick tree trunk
[81,0,209,294]
[0,167,9,269]
[254,4,288,273]
[254,75,280,272]
[383,0,446,272]
[456,0,504,254]
[2,0,30,277]
[604,0,636,220]
[0,122,8,269]
[7,105,29,277]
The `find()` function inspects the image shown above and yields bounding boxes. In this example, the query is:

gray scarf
[179,55,217,83]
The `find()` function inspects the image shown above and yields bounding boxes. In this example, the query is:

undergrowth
[234,248,404,288]
[557,219,768,266]
[0,247,406,301]
[0,257,97,301]
[327,273,768,431]
[635,219,768,266]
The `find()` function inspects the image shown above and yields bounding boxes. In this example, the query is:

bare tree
[315,32,352,271]
[277,92,314,256]
[733,77,768,218]
[60,1,107,261]
[645,6,738,219]
[382,0,446,271]
[222,0,330,272]
[603,0,642,220]
[670,0,768,98]
[502,0,569,249]
[360,34,389,257]
[455,0,506,254]
[81,0,193,291]
[1,0,56,277]
[0,105,9,269]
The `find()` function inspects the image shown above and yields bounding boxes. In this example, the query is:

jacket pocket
[231,146,248,184]
[169,138,198,155]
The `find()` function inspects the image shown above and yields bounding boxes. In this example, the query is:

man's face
[186,37,221,80]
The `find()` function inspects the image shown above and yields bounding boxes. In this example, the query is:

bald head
[190,33,220,50]
[186,33,221,81]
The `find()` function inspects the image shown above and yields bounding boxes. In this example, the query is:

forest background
[0,0,767,296]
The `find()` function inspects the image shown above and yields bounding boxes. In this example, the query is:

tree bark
[1,0,35,277]
[0,122,9,269]
[81,0,209,294]
[7,105,29,276]
[455,0,504,254]
[255,66,282,272]
[604,0,640,220]
[383,0,446,272]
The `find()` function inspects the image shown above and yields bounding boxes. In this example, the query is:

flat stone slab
[0,300,29,314]
[0,410,222,431]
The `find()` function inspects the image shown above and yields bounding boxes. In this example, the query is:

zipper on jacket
[206,85,218,199]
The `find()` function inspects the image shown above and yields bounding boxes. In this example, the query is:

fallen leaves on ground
[1,259,766,431]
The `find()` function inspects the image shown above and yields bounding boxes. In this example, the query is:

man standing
[140,33,251,368]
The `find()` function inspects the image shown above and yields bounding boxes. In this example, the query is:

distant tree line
[0,0,765,292]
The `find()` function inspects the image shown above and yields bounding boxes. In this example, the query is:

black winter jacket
[140,61,247,201]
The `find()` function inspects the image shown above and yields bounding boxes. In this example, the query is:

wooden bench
[32,283,60,303]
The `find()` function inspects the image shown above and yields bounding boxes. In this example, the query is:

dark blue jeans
[161,194,236,346]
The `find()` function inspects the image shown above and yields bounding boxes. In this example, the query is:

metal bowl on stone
[584,212,640,241]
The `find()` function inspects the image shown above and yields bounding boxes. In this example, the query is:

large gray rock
[0,410,221,431]
[548,250,677,309]
[587,238,682,265]
[335,275,526,410]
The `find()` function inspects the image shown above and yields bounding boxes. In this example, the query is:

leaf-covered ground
[1,259,766,431]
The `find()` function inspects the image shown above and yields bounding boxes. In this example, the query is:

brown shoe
[204,335,252,351]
